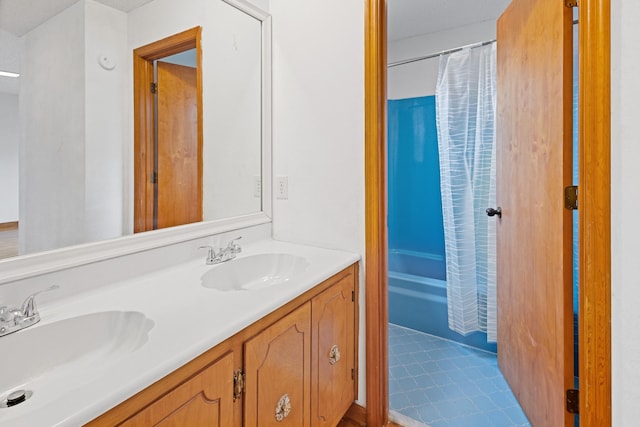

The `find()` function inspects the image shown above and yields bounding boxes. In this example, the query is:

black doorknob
[486,207,502,218]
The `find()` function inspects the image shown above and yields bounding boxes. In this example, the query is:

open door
[156,61,201,229]
[495,0,574,426]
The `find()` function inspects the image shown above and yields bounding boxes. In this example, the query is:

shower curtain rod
[387,19,578,69]
[387,39,496,68]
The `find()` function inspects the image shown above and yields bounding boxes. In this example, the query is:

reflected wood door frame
[133,27,203,233]
[363,0,611,426]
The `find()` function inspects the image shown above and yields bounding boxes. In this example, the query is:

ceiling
[0,0,512,94]
[0,0,154,37]
[0,0,154,94]
[388,0,511,42]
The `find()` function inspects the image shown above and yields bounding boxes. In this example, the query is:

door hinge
[351,368,355,380]
[233,369,245,401]
[150,82,157,94]
[565,0,578,7]
[565,185,578,210]
[566,389,579,414]
[150,171,158,184]
[352,290,355,302]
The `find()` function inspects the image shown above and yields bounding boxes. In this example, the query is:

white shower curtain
[435,43,497,342]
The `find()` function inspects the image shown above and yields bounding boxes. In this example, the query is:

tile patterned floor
[389,323,531,427]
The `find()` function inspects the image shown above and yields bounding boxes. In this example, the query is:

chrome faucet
[0,285,59,337]
[199,237,242,265]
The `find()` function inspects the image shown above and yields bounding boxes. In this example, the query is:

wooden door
[120,352,235,426]
[311,274,356,427]
[156,61,201,229]
[244,303,312,427]
[496,0,574,426]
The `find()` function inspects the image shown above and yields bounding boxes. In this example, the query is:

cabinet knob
[275,393,291,422]
[329,344,341,365]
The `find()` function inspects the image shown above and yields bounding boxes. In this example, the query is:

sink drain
[1,390,33,408]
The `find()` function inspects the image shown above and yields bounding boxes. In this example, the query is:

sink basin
[201,253,309,291]
[0,311,154,396]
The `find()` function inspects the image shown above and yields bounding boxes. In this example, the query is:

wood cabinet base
[86,264,358,427]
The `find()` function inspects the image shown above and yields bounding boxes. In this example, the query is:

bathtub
[388,250,498,353]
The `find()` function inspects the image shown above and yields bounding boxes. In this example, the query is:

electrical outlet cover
[276,176,288,200]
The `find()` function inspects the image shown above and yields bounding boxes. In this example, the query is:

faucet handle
[199,246,218,265]
[227,236,242,254]
[0,306,21,323]
[21,285,59,318]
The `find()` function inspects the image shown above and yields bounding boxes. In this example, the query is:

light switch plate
[276,176,288,200]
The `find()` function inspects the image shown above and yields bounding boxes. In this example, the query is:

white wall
[269,0,366,402]
[20,1,87,253]
[19,0,127,254]
[388,20,496,99]
[249,0,268,12]
[84,0,127,242]
[202,2,262,220]
[0,93,19,223]
[611,0,640,423]
[0,29,21,95]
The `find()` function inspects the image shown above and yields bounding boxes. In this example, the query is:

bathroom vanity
[88,263,358,426]
[0,239,359,427]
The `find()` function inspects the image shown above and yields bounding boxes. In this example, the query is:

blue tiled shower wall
[387,93,580,358]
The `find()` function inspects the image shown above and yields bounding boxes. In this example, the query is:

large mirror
[0,0,271,263]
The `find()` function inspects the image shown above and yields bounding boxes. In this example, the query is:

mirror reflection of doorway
[155,54,200,230]
[133,28,203,233]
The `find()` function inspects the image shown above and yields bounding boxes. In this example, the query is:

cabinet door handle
[329,344,341,365]
[233,369,245,401]
[275,394,291,422]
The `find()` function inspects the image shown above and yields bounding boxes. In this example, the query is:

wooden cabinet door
[244,302,312,427]
[120,352,234,427]
[311,274,356,427]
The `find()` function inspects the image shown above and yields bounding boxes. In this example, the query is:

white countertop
[0,239,359,427]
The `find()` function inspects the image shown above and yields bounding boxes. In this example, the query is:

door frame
[133,27,203,233]
[363,0,611,426]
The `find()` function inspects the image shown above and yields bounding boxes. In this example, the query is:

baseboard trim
[0,221,18,231]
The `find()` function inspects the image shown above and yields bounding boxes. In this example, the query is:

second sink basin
[201,253,309,291]
[0,310,154,398]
